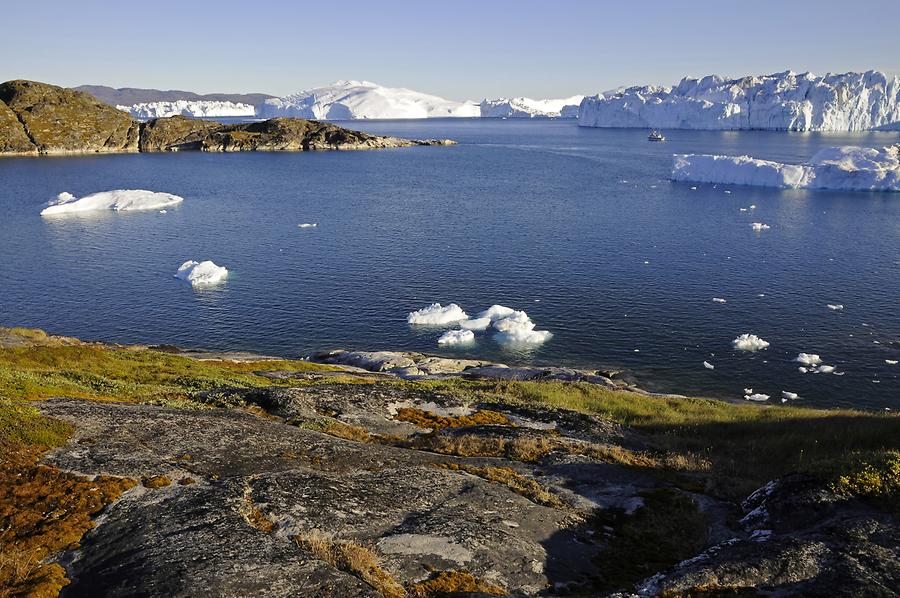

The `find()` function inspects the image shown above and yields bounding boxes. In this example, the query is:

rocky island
[1,326,898,597]
[0,80,452,156]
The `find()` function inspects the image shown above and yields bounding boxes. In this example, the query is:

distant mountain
[75,85,275,108]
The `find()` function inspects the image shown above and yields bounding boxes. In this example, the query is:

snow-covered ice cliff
[479,95,584,118]
[579,71,900,131]
[257,80,480,120]
[672,145,900,191]
[118,100,256,119]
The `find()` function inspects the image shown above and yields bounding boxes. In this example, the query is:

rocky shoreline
[0,80,453,156]
[2,326,897,596]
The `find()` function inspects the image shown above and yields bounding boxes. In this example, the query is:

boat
[648,130,665,141]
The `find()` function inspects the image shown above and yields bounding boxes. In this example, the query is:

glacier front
[579,71,900,131]
[118,100,257,119]
[672,145,900,191]
[479,95,584,118]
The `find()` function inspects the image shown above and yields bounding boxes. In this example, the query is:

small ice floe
[750,222,770,231]
[782,391,799,400]
[796,353,822,366]
[643,260,650,265]
[492,309,553,345]
[691,186,698,190]
[703,361,715,370]
[886,359,899,365]
[827,304,844,311]
[298,223,318,228]
[437,329,475,345]
[41,189,184,215]
[407,303,468,325]
[739,207,748,212]
[174,260,228,287]
[712,297,727,304]
[744,388,754,395]
[732,334,770,352]
[745,393,770,402]
[159,210,167,214]
[634,349,640,352]
[459,317,492,331]
[724,190,732,194]
[757,293,766,298]
[750,204,757,209]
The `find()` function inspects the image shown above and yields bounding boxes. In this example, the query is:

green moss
[0,398,72,447]
[831,451,900,511]
[0,344,336,403]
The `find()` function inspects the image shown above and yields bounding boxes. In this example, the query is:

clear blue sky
[3,0,898,100]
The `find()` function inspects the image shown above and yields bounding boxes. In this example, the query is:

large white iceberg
[672,145,900,192]
[41,190,184,216]
[579,70,900,131]
[258,80,481,120]
[479,95,584,118]
[175,260,229,287]
[117,100,256,119]
[407,303,469,325]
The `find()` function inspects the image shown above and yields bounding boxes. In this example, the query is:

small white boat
[648,130,665,141]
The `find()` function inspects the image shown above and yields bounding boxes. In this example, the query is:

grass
[294,531,405,598]
[393,407,510,431]
[409,379,900,500]
[407,569,506,597]
[435,462,565,508]
[0,341,336,404]
[832,451,900,512]
[0,399,136,597]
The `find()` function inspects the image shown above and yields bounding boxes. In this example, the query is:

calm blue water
[1,120,898,410]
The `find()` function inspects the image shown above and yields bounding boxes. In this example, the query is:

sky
[2,0,899,100]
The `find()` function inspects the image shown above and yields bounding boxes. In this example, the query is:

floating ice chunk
[437,329,475,345]
[459,317,492,331]
[732,334,770,351]
[744,388,754,395]
[739,208,748,212]
[886,359,899,365]
[827,304,844,311]
[782,391,799,400]
[750,223,770,231]
[495,328,553,345]
[798,367,808,373]
[745,393,770,402]
[703,361,715,370]
[724,190,732,194]
[41,190,184,215]
[159,210,167,214]
[407,303,468,325]
[477,305,516,321]
[750,205,757,209]
[795,353,822,366]
[298,223,318,228]
[813,365,836,374]
[712,298,726,304]
[174,260,228,287]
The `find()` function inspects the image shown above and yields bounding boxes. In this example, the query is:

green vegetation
[0,398,72,447]
[0,339,337,404]
[408,378,900,499]
[832,451,900,512]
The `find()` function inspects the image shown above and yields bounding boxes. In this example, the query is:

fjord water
[1,120,898,410]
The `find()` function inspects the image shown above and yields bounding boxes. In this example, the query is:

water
[1,120,898,410]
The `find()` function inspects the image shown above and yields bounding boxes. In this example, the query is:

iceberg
[744,393,770,402]
[258,80,481,120]
[751,223,771,232]
[827,304,844,311]
[437,329,475,345]
[579,70,900,131]
[298,223,318,228]
[703,361,715,370]
[41,190,184,216]
[491,310,552,345]
[672,145,900,192]
[712,298,727,303]
[117,100,256,119]
[732,334,770,352]
[479,95,584,118]
[796,353,822,366]
[175,260,228,287]
[782,391,799,400]
[459,317,492,331]
[407,303,469,325]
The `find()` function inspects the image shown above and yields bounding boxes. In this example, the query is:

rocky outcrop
[0,80,139,154]
[0,80,454,156]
